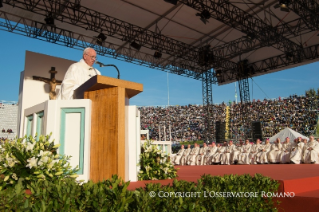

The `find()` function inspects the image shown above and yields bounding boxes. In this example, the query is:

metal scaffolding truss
[0,11,213,80]
[202,70,214,142]
[290,0,319,31]
[179,0,304,56]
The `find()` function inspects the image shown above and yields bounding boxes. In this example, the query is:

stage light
[196,10,211,24]
[198,45,214,66]
[274,0,290,12]
[246,32,256,40]
[154,51,162,59]
[0,0,3,8]
[96,33,107,46]
[130,41,141,51]
[44,14,55,26]
[164,0,177,5]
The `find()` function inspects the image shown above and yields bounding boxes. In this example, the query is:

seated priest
[303,136,319,164]
[180,144,192,165]
[211,143,226,164]
[237,140,252,165]
[290,137,304,164]
[249,139,262,164]
[195,143,209,165]
[268,138,282,164]
[172,145,185,165]
[186,143,200,165]
[203,143,217,165]
[221,140,236,165]
[279,137,292,164]
[58,47,101,100]
[255,138,271,164]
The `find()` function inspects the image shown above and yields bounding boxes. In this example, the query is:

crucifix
[33,67,62,100]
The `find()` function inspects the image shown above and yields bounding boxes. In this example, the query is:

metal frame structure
[202,70,214,142]
[1,0,319,142]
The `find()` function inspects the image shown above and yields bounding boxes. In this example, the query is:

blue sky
[0,30,318,106]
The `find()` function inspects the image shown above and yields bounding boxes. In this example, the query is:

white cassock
[212,146,225,163]
[303,141,319,164]
[255,143,271,164]
[238,144,252,164]
[268,143,282,163]
[279,142,291,164]
[187,147,200,165]
[232,146,242,163]
[290,142,304,164]
[301,142,308,163]
[221,144,237,165]
[180,148,191,165]
[57,59,101,100]
[249,144,262,164]
[172,148,185,165]
[195,146,210,165]
[204,146,217,165]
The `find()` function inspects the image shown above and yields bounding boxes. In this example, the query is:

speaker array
[215,121,226,142]
[252,121,262,141]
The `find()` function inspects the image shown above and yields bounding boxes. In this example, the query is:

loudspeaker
[252,121,262,141]
[216,121,225,142]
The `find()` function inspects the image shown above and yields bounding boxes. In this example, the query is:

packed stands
[0,101,18,141]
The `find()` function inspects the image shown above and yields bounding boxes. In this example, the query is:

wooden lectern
[75,75,143,182]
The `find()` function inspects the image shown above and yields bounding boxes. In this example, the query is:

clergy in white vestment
[204,143,217,165]
[212,143,226,164]
[290,137,304,164]
[58,47,101,100]
[301,139,308,163]
[195,143,209,165]
[232,140,243,164]
[180,145,192,165]
[268,138,282,163]
[255,139,271,164]
[249,139,262,164]
[221,140,237,165]
[187,143,200,165]
[303,136,319,164]
[172,145,185,165]
[237,140,252,164]
[280,137,292,164]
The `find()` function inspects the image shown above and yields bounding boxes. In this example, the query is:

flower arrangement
[0,134,79,190]
[138,140,177,180]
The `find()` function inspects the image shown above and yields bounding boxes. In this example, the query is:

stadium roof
[1,0,319,85]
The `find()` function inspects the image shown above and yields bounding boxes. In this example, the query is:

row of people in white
[171,136,319,165]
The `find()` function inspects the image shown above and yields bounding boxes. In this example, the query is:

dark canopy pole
[202,70,214,144]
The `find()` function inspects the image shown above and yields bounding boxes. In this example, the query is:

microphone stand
[95,61,120,79]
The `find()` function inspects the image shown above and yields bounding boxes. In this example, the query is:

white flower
[161,152,166,157]
[26,142,35,152]
[145,165,152,173]
[162,167,170,174]
[12,173,18,181]
[26,157,38,169]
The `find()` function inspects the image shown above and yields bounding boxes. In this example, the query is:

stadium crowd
[139,93,319,141]
[170,136,319,165]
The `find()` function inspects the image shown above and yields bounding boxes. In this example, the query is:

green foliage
[0,134,79,190]
[138,140,178,180]
[179,140,204,146]
[0,174,280,211]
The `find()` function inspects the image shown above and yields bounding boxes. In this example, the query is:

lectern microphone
[95,61,120,79]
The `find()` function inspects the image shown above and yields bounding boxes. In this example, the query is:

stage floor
[128,164,319,190]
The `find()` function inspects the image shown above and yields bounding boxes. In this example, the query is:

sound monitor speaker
[216,121,226,142]
[252,121,262,141]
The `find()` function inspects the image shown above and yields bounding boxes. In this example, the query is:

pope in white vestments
[303,136,319,164]
[58,47,101,100]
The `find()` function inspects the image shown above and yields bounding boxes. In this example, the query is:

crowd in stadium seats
[139,93,319,141]
[170,136,319,165]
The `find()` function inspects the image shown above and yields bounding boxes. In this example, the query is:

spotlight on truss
[130,41,142,51]
[196,10,211,24]
[96,33,107,46]
[164,0,177,5]
[0,0,3,8]
[154,51,162,59]
[274,0,290,12]
[44,14,55,26]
